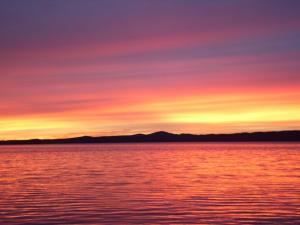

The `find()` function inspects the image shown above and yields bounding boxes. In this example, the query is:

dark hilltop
[0,130,299,145]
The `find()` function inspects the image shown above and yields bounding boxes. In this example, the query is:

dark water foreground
[0,143,299,224]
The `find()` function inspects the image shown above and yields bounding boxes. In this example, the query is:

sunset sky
[1,0,300,140]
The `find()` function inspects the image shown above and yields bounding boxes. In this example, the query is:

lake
[0,143,300,224]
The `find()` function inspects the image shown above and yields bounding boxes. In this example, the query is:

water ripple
[0,143,300,224]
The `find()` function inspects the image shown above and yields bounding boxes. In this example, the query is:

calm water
[0,143,300,225]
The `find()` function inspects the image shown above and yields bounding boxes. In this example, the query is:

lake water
[0,143,300,224]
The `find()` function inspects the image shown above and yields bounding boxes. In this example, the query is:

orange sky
[1,0,300,140]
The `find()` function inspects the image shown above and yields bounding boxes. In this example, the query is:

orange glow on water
[1,143,299,223]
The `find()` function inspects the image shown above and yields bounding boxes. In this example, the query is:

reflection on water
[0,143,300,224]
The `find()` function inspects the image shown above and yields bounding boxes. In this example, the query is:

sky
[1,0,300,140]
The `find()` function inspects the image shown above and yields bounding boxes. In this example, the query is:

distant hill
[0,130,299,145]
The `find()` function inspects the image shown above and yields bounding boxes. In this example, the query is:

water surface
[0,143,300,224]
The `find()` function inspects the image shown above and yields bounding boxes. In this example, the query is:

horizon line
[1,129,300,143]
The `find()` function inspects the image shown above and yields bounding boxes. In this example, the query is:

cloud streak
[0,0,300,139]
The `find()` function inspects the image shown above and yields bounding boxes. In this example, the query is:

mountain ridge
[0,130,300,145]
